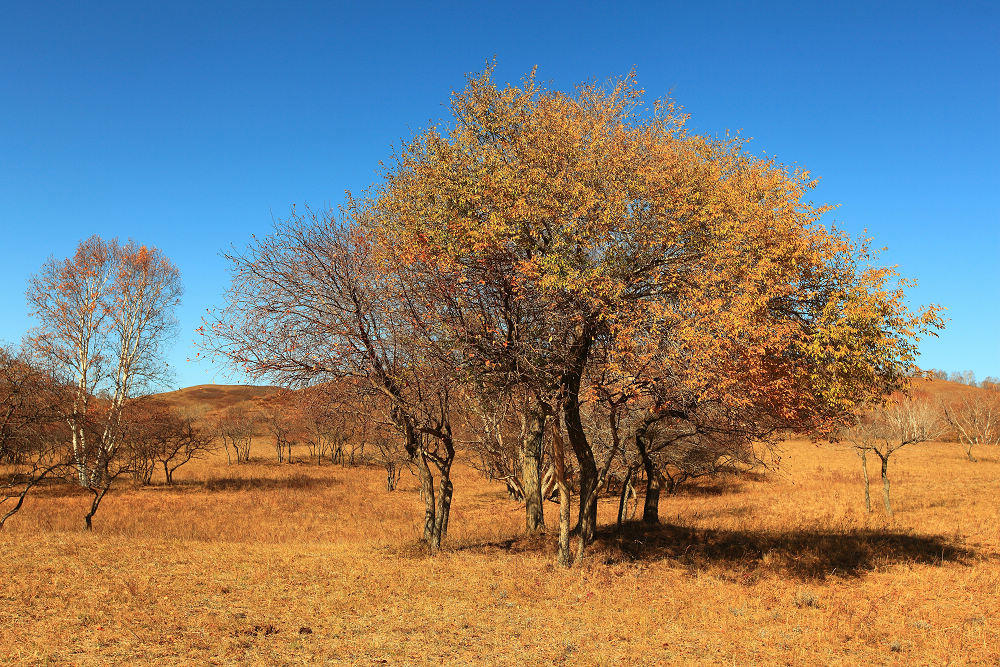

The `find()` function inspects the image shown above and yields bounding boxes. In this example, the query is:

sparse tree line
[924,368,998,389]
[1,341,396,529]
[211,385,403,481]
[2,67,973,568]
[835,388,999,517]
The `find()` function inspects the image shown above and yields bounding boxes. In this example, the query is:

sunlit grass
[1,439,997,663]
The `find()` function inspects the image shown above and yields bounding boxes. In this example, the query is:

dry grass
[2,438,998,665]
[152,384,280,417]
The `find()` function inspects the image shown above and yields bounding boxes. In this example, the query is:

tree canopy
[205,66,943,560]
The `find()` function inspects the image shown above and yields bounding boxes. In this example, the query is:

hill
[151,384,281,415]
[152,377,982,414]
[909,377,989,402]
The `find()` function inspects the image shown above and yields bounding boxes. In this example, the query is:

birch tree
[26,236,182,528]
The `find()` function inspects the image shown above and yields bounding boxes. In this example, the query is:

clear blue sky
[1,1,997,389]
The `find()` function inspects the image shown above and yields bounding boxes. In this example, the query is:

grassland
[1,433,997,664]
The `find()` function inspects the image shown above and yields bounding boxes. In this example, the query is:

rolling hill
[151,384,281,416]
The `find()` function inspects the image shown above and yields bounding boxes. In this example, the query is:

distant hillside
[151,384,281,416]
[908,377,987,402]
[147,377,982,420]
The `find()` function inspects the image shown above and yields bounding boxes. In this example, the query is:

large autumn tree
[373,66,943,559]
[205,65,941,564]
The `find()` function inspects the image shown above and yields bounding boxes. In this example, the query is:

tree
[203,210,460,551]
[0,345,69,529]
[297,383,367,465]
[204,65,942,564]
[121,400,216,485]
[839,395,941,516]
[25,236,182,529]
[154,409,215,484]
[465,386,556,502]
[119,399,165,485]
[373,65,943,561]
[942,389,999,462]
[215,405,256,464]
[373,433,407,491]
[257,390,301,463]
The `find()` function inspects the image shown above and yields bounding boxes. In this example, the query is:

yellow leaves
[355,65,946,433]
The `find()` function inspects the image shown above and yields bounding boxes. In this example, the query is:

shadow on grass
[594,522,975,580]
[196,474,337,492]
[655,468,770,498]
[3,470,340,498]
[1,475,91,498]
[453,522,977,581]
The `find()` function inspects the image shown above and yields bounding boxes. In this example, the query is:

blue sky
[1,1,997,389]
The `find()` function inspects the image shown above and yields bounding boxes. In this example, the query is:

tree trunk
[859,449,871,513]
[617,466,636,529]
[385,462,399,491]
[432,474,453,551]
[84,482,111,531]
[563,389,597,544]
[636,430,660,524]
[520,402,546,533]
[415,450,436,545]
[880,454,893,516]
[561,323,598,546]
[550,412,572,567]
[540,464,556,501]
[643,472,662,524]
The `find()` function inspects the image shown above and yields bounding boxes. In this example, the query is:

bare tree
[371,429,408,491]
[837,417,879,513]
[839,395,940,516]
[293,382,365,465]
[215,405,256,464]
[156,410,215,484]
[122,400,217,485]
[257,390,300,463]
[942,390,999,462]
[202,207,461,551]
[119,399,163,485]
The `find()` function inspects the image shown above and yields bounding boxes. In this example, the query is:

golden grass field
[2,431,998,665]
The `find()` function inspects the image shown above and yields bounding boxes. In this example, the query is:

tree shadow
[194,474,337,492]
[1,475,91,498]
[591,522,976,580]
[138,474,339,493]
[661,468,770,498]
[2,470,341,499]
[666,481,739,497]
[453,522,978,581]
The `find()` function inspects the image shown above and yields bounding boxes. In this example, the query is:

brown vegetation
[1,436,996,663]
[1,66,990,664]
[153,384,280,417]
